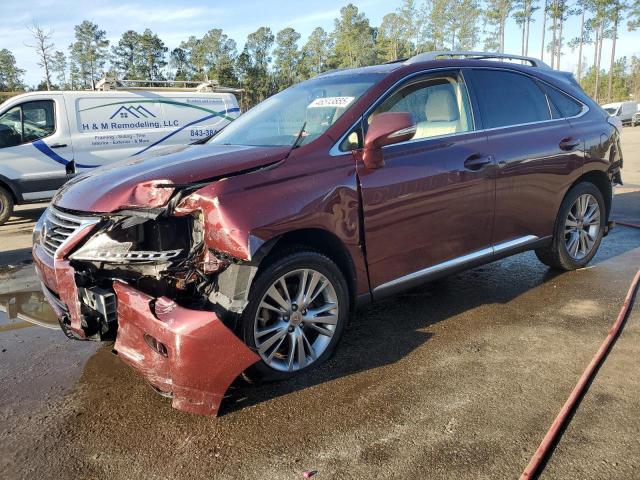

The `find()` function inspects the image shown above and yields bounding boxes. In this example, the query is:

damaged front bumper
[33,238,260,416]
[112,281,259,416]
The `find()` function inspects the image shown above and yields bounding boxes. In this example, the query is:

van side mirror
[363,112,416,169]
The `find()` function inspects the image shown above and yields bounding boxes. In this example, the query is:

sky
[3,0,640,87]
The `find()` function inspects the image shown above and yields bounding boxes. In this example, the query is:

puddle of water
[0,263,58,330]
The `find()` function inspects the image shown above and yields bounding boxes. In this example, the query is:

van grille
[42,207,99,257]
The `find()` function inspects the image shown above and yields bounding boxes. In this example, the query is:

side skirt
[371,235,552,300]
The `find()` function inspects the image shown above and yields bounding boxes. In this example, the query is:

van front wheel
[0,187,14,226]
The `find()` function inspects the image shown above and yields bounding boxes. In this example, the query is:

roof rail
[404,51,551,69]
[94,75,243,93]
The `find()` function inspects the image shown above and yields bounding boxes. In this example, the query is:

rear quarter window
[471,69,551,129]
[540,83,584,118]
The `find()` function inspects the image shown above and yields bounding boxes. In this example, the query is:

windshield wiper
[291,121,307,150]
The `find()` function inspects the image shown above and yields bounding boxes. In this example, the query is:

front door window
[368,73,474,141]
[0,100,55,148]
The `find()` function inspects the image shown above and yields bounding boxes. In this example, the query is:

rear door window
[470,69,551,129]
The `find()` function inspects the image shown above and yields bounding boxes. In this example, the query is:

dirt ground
[0,128,639,480]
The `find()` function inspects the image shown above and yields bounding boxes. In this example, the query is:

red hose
[520,267,640,479]
[616,220,640,229]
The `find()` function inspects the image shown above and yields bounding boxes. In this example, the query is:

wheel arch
[252,228,359,311]
[0,174,22,204]
[569,169,612,219]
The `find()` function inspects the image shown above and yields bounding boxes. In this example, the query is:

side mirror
[363,112,416,169]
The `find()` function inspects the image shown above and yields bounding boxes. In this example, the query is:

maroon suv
[33,52,623,415]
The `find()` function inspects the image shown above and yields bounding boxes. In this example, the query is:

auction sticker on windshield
[307,97,355,108]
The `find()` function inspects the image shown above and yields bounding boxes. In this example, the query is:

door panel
[357,129,494,291]
[488,120,583,244]
[465,68,585,245]
[0,97,72,194]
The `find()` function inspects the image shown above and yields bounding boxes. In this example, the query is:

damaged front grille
[42,207,99,257]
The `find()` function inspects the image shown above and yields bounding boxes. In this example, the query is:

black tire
[535,182,606,270]
[0,186,14,226]
[240,250,349,381]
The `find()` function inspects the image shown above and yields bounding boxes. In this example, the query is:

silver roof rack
[404,51,551,69]
[94,75,243,93]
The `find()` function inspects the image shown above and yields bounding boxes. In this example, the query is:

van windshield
[603,107,619,115]
[209,73,383,147]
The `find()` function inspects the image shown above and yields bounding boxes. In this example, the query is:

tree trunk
[521,21,526,55]
[550,0,558,69]
[577,7,585,81]
[541,0,548,61]
[594,23,603,101]
[608,7,619,102]
[557,8,564,70]
[43,56,51,91]
[525,14,531,56]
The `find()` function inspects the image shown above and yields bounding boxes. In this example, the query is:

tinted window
[541,83,584,118]
[472,70,551,129]
[0,100,55,149]
[368,72,473,141]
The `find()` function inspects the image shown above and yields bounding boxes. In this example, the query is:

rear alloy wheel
[0,187,14,226]
[241,251,348,381]
[564,193,600,260]
[536,182,605,270]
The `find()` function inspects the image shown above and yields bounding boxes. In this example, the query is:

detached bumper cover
[112,281,259,416]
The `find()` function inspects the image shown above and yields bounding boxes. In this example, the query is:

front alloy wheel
[564,193,600,260]
[241,250,349,381]
[254,269,339,372]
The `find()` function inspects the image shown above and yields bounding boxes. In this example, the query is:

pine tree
[331,4,376,68]
[273,28,301,90]
[484,0,513,52]
[112,30,141,79]
[69,20,109,89]
[514,0,539,55]
[376,13,410,62]
[52,51,67,88]
[299,27,332,78]
[138,29,168,81]
[0,49,25,91]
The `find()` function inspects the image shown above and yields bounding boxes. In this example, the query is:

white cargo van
[601,101,638,126]
[0,83,240,224]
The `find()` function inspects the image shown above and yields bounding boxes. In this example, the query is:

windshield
[210,73,384,147]
[603,107,619,115]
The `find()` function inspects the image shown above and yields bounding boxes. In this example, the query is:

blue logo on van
[110,105,156,119]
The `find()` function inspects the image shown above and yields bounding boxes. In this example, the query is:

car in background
[32,51,623,416]
[0,80,241,225]
[632,110,640,126]
[601,101,638,127]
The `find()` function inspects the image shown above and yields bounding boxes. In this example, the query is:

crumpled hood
[53,144,290,213]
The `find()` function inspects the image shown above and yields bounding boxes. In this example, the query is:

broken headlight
[70,215,192,264]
